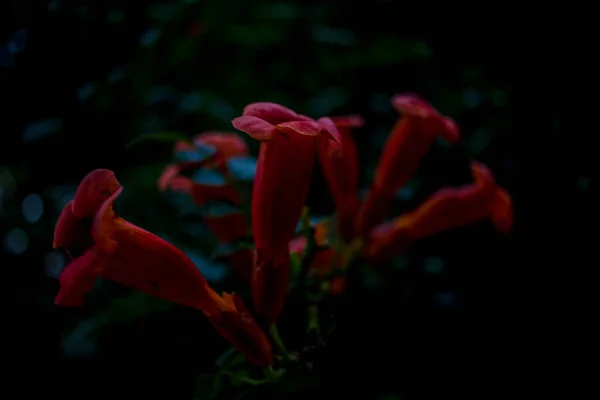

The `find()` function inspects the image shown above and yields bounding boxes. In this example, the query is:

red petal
[53,201,94,258]
[157,165,181,191]
[55,245,107,307]
[490,188,513,234]
[72,169,122,219]
[169,176,194,192]
[100,219,214,312]
[276,120,322,137]
[191,184,241,205]
[206,291,273,367]
[92,186,123,254]
[252,250,290,325]
[232,116,277,141]
[193,131,249,170]
[203,213,248,243]
[391,93,438,118]
[317,117,343,157]
[440,117,460,143]
[174,140,195,152]
[330,115,365,128]
[243,102,299,125]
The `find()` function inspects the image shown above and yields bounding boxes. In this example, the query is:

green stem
[341,238,364,271]
[221,371,266,386]
[263,365,285,383]
[269,323,291,360]
[307,303,320,335]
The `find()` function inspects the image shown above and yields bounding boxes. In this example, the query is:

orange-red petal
[206,291,273,367]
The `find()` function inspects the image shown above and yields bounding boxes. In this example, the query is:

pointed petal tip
[391,93,436,117]
[441,117,460,142]
[492,189,513,234]
[317,117,343,157]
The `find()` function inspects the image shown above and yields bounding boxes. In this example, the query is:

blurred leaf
[7,29,28,53]
[311,26,356,46]
[175,143,217,163]
[200,201,240,217]
[61,319,98,358]
[465,127,491,155]
[256,2,299,20]
[22,118,62,142]
[308,86,349,115]
[227,157,257,181]
[165,190,199,216]
[186,250,228,283]
[225,25,286,48]
[217,347,247,368]
[365,37,432,65]
[147,3,179,21]
[192,168,227,185]
[140,28,160,47]
[227,369,252,387]
[126,132,190,149]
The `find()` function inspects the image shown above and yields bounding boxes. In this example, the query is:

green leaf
[192,168,227,186]
[366,37,432,65]
[227,157,257,181]
[199,201,241,217]
[126,132,189,149]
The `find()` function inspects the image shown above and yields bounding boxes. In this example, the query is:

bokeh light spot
[22,118,62,142]
[4,228,29,255]
[44,250,67,278]
[435,292,457,308]
[424,257,444,274]
[22,193,44,223]
[462,87,482,109]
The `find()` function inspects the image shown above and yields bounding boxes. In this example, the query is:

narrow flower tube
[356,93,460,237]
[232,102,341,324]
[317,115,364,243]
[363,162,513,263]
[54,169,272,366]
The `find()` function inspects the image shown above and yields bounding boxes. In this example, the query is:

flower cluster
[52,93,512,377]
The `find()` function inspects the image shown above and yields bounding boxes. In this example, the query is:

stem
[263,365,285,383]
[269,323,291,360]
[307,304,320,335]
[222,371,266,386]
[341,238,364,271]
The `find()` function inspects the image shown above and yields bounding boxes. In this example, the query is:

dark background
[1,1,585,399]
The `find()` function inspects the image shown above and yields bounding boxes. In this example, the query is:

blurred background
[1,1,586,399]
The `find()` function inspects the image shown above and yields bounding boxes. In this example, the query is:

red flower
[158,131,248,195]
[232,102,341,324]
[355,93,460,237]
[158,132,251,274]
[317,115,364,243]
[54,169,272,367]
[202,212,249,243]
[363,162,513,263]
[289,236,346,296]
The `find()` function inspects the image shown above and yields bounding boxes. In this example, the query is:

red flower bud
[356,93,460,237]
